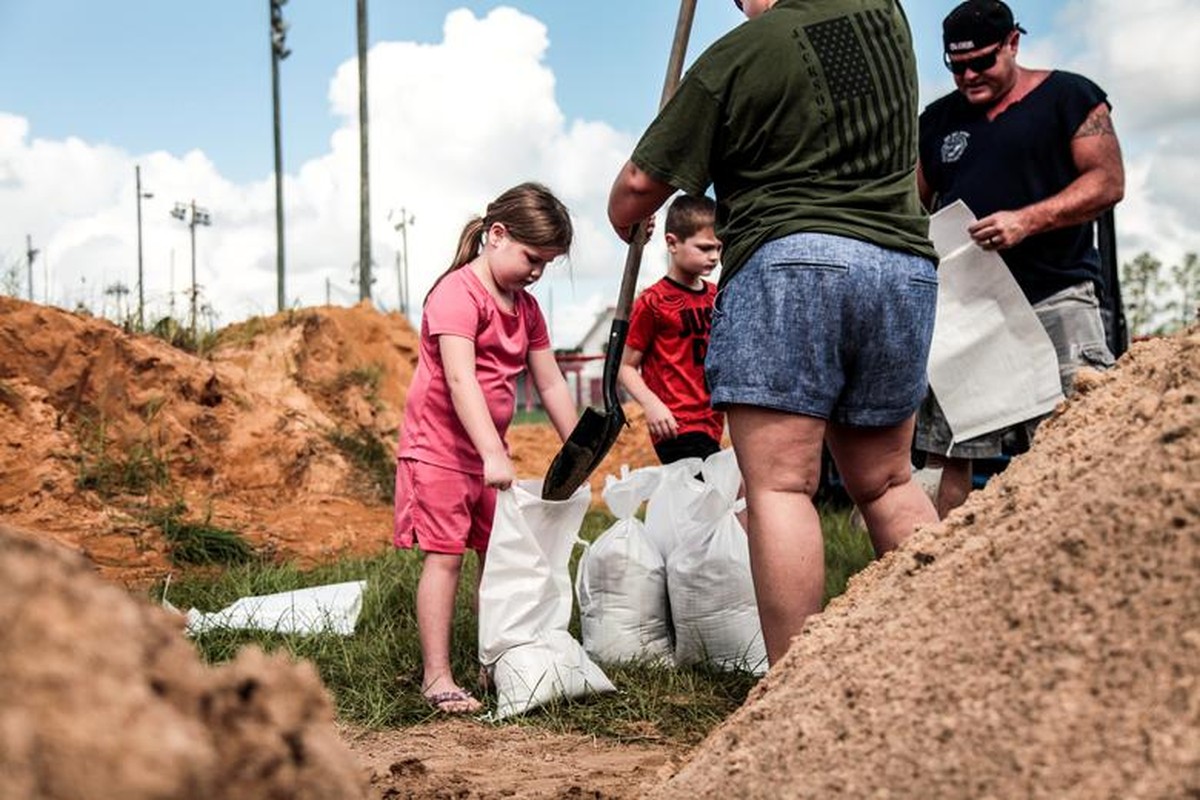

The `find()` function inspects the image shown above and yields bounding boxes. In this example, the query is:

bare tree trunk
[357,0,371,301]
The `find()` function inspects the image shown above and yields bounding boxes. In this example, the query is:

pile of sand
[0,524,366,799]
[659,330,1200,798]
[0,297,657,585]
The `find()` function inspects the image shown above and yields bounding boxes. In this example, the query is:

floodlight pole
[357,0,372,302]
[135,165,153,329]
[25,234,38,302]
[390,207,414,316]
[270,0,291,312]
[171,200,212,344]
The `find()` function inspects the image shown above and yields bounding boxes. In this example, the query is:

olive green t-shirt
[632,0,936,286]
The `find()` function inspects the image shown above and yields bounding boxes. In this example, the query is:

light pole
[170,200,212,344]
[135,165,153,329]
[269,0,290,312]
[25,235,38,302]
[357,0,371,302]
[389,207,414,316]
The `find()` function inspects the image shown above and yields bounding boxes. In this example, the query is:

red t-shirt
[398,267,551,474]
[626,276,723,443]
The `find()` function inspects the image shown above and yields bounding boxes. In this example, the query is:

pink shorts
[393,457,496,555]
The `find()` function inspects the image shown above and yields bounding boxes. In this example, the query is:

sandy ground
[2,297,1196,798]
[344,721,682,799]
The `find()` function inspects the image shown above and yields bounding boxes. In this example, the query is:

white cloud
[0,8,648,345]
[1058,0,1200,132]
[1051,0,1200,267]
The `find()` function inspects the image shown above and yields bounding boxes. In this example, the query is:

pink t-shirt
[398,267,551,474]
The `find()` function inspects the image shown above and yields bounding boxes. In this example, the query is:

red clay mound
[660,329,1200,799]
[0,297,657,585]
[0,525,366,799]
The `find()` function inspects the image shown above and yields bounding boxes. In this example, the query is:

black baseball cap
[943,0,1027,54]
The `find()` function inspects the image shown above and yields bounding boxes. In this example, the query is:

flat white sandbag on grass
[179,580,367,636]
[478,479,615,719]
[576,468,673,665]
[668,449,767,674]
[642,457,708,561]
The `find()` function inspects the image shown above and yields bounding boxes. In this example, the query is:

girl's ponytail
[425,183,573,306]
[425,216,486,306]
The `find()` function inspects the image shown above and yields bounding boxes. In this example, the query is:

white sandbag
[489,631,615,720]
[576,467,673,665]
[478,479,615,719]
[178,580,366,636]
[642,457,708,561]
[668,449,767,674]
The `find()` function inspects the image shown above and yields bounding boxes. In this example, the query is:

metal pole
[190,200,198,343]
[270,0,287,312]
[399,208,410,316]
[25,235,36,302]
[357,0,371,301]
[135,165,147,328]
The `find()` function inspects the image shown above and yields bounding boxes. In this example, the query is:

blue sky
[0,2,1195,343]
[1,1,1062,183]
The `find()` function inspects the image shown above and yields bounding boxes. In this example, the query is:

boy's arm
[439,334,514,489]
[526,348,577,443]
[618,346,678,440]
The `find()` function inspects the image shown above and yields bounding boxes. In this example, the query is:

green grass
[156,502,870,745]
[74,414,170,498]
[511,407,550,425]
[820,503,875,603]
[326,427,395,503]
[143,501,256,566]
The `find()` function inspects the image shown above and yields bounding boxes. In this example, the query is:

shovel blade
[541,405,626,501]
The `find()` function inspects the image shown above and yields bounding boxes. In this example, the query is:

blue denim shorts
[706,232,938,427]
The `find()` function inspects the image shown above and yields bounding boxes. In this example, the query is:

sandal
[424,688,482,715]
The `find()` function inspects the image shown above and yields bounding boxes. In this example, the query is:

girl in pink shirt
[394,182,578,714]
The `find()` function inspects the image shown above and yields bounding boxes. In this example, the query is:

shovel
[542,0,698,501]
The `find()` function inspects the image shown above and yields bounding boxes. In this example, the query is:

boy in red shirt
[619,194,724,464]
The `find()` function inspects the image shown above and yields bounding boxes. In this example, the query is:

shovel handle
[660,0,698,109]
[613,0,698,324]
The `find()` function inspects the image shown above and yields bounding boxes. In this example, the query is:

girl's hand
[483,452,516,490]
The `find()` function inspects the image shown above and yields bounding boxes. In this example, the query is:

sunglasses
[733,0,743,9]
[943,44,1002,75]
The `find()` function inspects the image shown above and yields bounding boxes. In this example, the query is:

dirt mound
[0,297,657,584]
[0,524,366,799]
[659,330,1200,798]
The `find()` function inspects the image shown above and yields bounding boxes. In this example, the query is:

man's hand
[969,209,1032,251]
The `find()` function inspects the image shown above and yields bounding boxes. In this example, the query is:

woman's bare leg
[826,416,937,555]
[727,405,826,666]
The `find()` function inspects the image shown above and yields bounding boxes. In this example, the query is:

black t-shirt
[919,71,1108,303]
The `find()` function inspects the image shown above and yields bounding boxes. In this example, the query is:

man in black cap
[915,0,1125,516]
